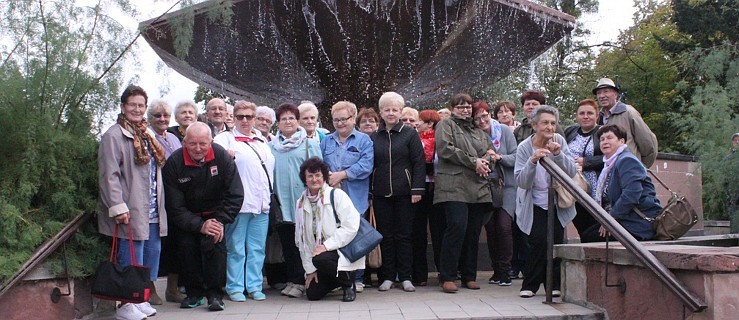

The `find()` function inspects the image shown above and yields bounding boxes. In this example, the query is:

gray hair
[378,91,405,111]
[147,100,171,121]
[174,100,198,117]
[298,101,318,115]
[530,105,560,124]
[256,106,276,123]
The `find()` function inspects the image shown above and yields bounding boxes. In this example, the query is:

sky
[127,0,638,120]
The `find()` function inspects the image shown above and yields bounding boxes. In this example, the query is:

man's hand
[114,212,130,225]
[305,272,318,289]
[200,218,224,243]
[328,171,347,187]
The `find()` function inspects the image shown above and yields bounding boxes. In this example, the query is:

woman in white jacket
[295,157,364,302]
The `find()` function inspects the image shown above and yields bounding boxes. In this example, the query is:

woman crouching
[295,157,364,302]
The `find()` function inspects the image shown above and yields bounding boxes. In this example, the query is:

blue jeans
[225,212,269,294]
[118,223,161,281]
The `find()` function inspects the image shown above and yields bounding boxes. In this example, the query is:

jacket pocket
[404,168,412,188]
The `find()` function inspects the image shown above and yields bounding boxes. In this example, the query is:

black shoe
[498,274,512,286]
[207,296,224,311]
[342,283,356,302]
[508,269,520,279]
[180,296,205,309]
[489,273,500,284]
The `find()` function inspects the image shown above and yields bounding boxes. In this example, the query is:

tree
[0,0,137,281]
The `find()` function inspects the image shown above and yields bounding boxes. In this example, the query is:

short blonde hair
[233,100,257,114]
[401,107,418,119]
[378,91,404,111]
[174,100,198,117]
[331,101,357,117]
[298,101,318,115]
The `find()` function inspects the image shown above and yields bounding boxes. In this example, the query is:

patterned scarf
[294,184,328,256]
[117,113,166,167]
[271,127,308,153]
[594,144,628,205]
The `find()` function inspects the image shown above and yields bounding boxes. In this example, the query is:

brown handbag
[553,170,590,208]
[634,170,699,240]
[365,205,382,268]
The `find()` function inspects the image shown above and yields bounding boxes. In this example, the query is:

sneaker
[280,282,294,296]
[378,280,393,291]
[228,292,246,302]
[401,280,416,292]
[489,274,500,284]
[249,291,266,301]
[498,275,512,286]
[134,302,156,317]
[355,282,365,293]
[180,296,205,309]
[272,282,287,291]
[286,284,305,298]
[207,296,225,311]
[508,269,520,279]
[116,303,147,320]
[519,290,535,298]
[552,290,562,297]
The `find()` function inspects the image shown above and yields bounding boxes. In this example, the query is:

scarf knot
[117,114,165,167]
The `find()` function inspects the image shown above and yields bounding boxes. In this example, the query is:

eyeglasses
[454,104,472,110]
[235,114,255,121]
[400,118,414,122]
[332,115,353,124]
[359,118,377,124]
[255,116,272,124]
[279,116,297,122]
[474,113,489,122]
[151,113,170,118]
[125,103,146,109]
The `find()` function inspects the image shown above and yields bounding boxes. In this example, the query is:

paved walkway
[127,272,602,320]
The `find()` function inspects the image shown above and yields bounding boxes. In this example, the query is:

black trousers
[485,208,513,275]
[572,202,598,239]
[305,251,354,301]
[411,183,434,283]
[521,206,563,293]
[511,212,530,274]
[438,201,492,282]
[374,195,414,282]
[277,223,305,284]
[177,228,226,299]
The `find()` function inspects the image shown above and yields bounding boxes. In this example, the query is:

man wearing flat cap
[593,78,658,167]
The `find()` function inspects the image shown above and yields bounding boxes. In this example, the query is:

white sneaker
[378,280,393,291]
[401,280,416,292]
[135,302,156,317]
[519,290,535,298]
[116,303,147,320]
[552,290,562,297]
[355,282,365,293]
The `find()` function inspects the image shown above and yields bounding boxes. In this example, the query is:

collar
[379,121,405,133]
[330,129,356,141]
[183,146,215,167]
[233,128,264,143]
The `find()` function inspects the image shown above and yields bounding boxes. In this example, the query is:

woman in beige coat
[98,85,168,319]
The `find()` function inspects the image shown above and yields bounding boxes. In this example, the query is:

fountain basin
[556,234,739,320]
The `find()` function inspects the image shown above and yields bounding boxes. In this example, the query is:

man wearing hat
[593,78,658,167]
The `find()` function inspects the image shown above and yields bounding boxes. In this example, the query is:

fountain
[139,0,574,109]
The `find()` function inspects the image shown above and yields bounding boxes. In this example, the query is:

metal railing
[539,157,707,313]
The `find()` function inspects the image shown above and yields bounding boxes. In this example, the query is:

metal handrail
[0,212,92,300]
[539,157,707,313]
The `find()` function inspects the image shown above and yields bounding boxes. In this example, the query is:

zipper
[387,130,393,196]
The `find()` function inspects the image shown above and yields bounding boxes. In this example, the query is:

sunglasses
[235,114,255,121]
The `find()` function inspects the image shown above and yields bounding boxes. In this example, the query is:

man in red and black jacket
[162,122,244,311]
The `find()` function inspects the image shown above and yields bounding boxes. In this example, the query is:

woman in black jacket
[563,99,604,237]
[371,92,426,293]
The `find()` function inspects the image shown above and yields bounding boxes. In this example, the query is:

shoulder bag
[553,134,592,208]
[634,169,699,240]
[242,140,288,227]
[365,205,382,268]
[330,189,383,263]
[91,225,151,303]
[487,161,505,208]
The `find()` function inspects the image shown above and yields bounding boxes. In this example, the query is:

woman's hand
[530,148,551,164]
[475,158,490,176]
[546,140,561,156]
[487,150,501,161]
[312,244,327,257]
[598,226,610,238]
[114,212,129,224]
[411,195,422,203]
[305,272,318,289]
[328,171,347,187]
[575,156,584,166]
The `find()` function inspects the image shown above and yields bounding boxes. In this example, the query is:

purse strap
[111,224,138,265]
[581,135,593,157]
[633,207,655,222]
[241,140,274,194]
[645,169,676,196]
[369,205,376,228]
[330,188,340,227]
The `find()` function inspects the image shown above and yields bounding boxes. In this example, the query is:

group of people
[98,77,663,320]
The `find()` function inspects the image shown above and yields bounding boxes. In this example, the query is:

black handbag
[487,161,505,208]
[330,189,383,263]
[242,140,289,227]
[91,225,151,303]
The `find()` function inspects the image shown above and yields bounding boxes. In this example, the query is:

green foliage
[593,2,683,152]
[193,85,233,108]
[167,0,235,59]
[0,0,135,282]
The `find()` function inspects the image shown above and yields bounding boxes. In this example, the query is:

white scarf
[294,184,329,256]
[271,127,308,153]
[595,144,628,205]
